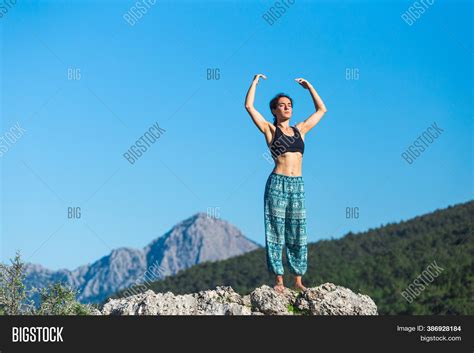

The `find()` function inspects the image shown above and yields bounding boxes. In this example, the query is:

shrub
[0,251,94,316]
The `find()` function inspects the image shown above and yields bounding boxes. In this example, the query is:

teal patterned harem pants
[264,172,307,276]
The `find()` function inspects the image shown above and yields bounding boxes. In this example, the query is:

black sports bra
[269,125,305,158]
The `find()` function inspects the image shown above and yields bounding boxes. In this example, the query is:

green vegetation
[287,302,310,315]
[0,251,95,315]
[110,200,473,315]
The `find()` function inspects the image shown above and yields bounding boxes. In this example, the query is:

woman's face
[273,97,292,121]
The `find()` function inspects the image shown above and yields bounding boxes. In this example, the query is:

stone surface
[101,283,378,316]
[102,287,252,315]
[294,282,378,315]
[250,285,298,315]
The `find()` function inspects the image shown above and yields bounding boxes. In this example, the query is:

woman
[245,74,327,292]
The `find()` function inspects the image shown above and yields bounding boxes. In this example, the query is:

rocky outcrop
[100,283,378,316]
[292,283,378,315]
[23,213,261,303]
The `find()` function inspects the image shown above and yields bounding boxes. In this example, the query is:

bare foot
[273,283,285,293]
[293,283,307,292]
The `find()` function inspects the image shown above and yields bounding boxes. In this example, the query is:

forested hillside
[110,201,473,315]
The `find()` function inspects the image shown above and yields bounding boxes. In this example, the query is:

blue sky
[1,0,472,270]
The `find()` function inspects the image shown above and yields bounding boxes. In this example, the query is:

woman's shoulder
[294,123,306,135]
[294,122,303,131]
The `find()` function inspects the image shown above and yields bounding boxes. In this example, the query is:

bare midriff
[272,152,303,176]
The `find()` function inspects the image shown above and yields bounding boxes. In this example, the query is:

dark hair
[269,93,293,126]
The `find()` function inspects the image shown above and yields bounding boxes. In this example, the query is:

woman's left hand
[295,77,312,89]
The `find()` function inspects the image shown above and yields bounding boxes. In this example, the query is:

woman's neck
[277,121,291,129]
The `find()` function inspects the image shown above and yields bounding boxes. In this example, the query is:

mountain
[109,200,474,315]
[23,213,261,303]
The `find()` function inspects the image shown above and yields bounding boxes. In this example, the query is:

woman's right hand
[253,73,267,84]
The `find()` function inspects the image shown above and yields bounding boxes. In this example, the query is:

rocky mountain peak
[23,212,260,303]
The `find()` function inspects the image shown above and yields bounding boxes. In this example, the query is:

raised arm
[245,74,271,134]
[294,78,328,135]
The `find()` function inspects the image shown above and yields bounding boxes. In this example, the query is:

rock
[100,283,378,316]
[102,290,198,315]
[102,287,252,315]
[251,311,265,316]
[294,283,378,315]
[88,307,103,315]
[249,285,298,315]
[195,286,252,315]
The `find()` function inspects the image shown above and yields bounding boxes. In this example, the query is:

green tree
[0,251,35,315]
[0,251,95,316]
